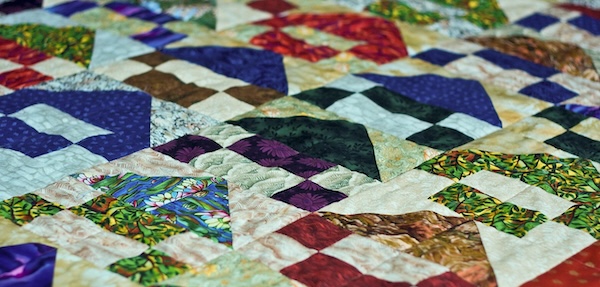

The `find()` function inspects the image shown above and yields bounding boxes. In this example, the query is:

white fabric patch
[30,57,86,79]
[477,221,596,287]
[0,59,23,74]
[92,59,152,82]
[9,104,113,143]
[325,75,380,93]
[188,92,255,121]
[89,30,155,69]
[0,146,108,200]
[437,113,500,139]
[327,93,433,139]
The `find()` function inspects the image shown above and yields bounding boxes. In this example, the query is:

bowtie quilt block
[1,0,600,287]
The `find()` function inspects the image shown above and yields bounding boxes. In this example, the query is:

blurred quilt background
[0,0,600,286]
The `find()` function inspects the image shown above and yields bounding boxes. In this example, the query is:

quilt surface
[0,0,600,286]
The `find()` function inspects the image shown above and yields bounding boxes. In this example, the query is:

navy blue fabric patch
[105,1,177,24]
[474,49,559,78]
[0,117,71,157]
[0,89,152,161]
[519,80,578,104]
[357,73,502,127]
[46,0,97,17]
[161,46,289,94]
[514,13,560,31]
[568,15,600,36]
[413,49,466,66]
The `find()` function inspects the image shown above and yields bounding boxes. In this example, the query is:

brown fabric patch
[467,35,600,82]
[173,84,218,107]
[124,70,184,98]
[224,85,285,106]
[130,51,177,67]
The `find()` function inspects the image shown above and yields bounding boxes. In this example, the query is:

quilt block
[1,0,600,287]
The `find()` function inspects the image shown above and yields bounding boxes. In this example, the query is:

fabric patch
[0,67,52,90]
[0,37,51,65]
[131,27,186,48]
[107,249,190,286]
[519,80,578,104]
[75,172,231,246]
[0,23,94,67]
[280,253,363,287]
[161,46,288,94]
[358,73,502,127]
[473,49,560,79]
[277,214,352,250]
[568,15,600,36]
[417,150,600,205]
[69,194,186,246]
[545,131,600,163]
[0,243,57,287]
[467,35,600,82]
[272,180,347,212]
[413,48,466,66]
[229,116,381,180]
[406,125,474,151]
[254,13,408,64]
[514,13,560,31]
[247,0,297,15]
[534,106,589,129]
[46,0,98,17]
[251,29,340,63]
[224,85,285,106]
[152,135,222,163]
[430,183,548,237]
[0,193,64,226]
[293,87,354,109]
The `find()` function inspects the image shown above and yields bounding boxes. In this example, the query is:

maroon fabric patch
[0,37,51,65]
[276,213,352,250]
[0,67,52,90]
[280,253,363,287]
[417,272,475,287]
[345,275,412,287]
[248,0,297,15]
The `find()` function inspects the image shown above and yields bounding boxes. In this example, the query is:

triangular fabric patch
[0,243,57,287]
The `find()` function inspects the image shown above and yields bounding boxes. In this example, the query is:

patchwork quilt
[1,0,600,286]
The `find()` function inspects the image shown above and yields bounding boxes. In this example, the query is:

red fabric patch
[417,272,475,287]
[0,37,51,65]
[276,213,352,250]
[0,67,52,89]
[254,13,407,64]
[248,0,297,15]
[280,253,362,287]
[250,30,340,62]
[558,4,600,20]
[522,241,600,286]
[345,275,412,287]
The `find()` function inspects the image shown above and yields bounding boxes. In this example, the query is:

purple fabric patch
[474,49,559,78]
[104,1,145,16]
[46,0,97,17]
[272,180,347,212]
[0,89,151,161]
[514,13,560,31]
[131,10,177,24]
[131,27,187,48]
[519,80,578,104]
[228,135,299,164]
[0,0,42,14]
[563,104,600,119]
[280,153,336,178]
[0,243,57,287]
[153,135,222,163]
[413,48,466,66]
[358,73,502,127]
[568,15,600,36]
[0,117,71,157]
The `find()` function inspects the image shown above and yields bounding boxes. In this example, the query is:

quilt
[0,0,599,286]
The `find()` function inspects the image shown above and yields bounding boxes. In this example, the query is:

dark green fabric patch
[545,131,600,162]
[293,87,354,109]
[228,116,381,180]
[361,86,453,123]
[534,106,588,129]
[407,125,473,151]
